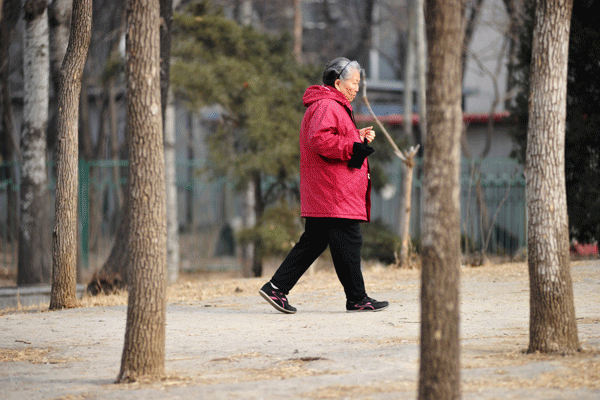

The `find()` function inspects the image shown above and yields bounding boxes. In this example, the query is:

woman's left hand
[359,126,376,143]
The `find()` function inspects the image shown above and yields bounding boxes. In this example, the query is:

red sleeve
[305,100,356,161]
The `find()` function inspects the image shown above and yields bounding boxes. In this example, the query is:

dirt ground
[1,260,599,400]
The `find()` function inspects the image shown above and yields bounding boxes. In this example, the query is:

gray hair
[322,57,361,87]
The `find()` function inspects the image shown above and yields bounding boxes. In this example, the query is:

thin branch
[465,37,509,158]
[361,69,420,165]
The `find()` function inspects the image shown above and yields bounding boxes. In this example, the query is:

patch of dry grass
[0,346,74,364]
[305,380,416,399]
[78,290,128,308]
[462,348,600,391]
[49,395,89,400]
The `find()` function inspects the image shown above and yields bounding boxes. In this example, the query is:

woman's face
[335,69,360,102]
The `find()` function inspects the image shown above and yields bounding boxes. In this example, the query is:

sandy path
[1,261,598,399]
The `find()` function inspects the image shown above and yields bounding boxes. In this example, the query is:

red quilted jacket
[299,85,372,221]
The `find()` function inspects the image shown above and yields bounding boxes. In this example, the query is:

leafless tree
[525,0,578,354]
[362,71,420,268]
[19,0,52,285]
[419,0,465,399]
[50,0,92,310]
[117,0,167,382]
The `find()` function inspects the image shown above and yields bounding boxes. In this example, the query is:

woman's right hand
[359,126,376,143]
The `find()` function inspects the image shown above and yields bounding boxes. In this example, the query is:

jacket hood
[302,85,352,111]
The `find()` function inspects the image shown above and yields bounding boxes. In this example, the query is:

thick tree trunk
[526,0,578,354]
[50,0,92,310]
[117,0,166,382]
[418,1,464,399]
[19,0,51,285]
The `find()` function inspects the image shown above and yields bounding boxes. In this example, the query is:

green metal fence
[369,157,526,256]
[0,158,526,275]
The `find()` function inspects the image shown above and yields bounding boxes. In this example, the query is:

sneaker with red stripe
[346,296,389,312]
[259,282,297,314]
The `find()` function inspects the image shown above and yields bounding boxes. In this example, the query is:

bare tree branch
[361,70,406,161]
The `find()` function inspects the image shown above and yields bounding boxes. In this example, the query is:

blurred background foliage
[170,0,401,263]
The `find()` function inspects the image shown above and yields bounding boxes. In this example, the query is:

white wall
[463,0,510,114]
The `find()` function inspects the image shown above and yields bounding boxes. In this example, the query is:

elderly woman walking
[259,57,389,314]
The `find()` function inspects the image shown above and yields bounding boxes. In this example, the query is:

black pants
[270,217,367,302]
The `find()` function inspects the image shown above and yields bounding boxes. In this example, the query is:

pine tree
[171,1,317,276]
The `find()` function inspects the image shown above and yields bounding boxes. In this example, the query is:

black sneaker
[346,296,389,312]
[259,282,297,314]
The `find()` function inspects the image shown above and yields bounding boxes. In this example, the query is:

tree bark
[50,0,92,310]
[526,0,578,354]
[19,0,52,285]
[419,0,464,399]
[117,0,166,382]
